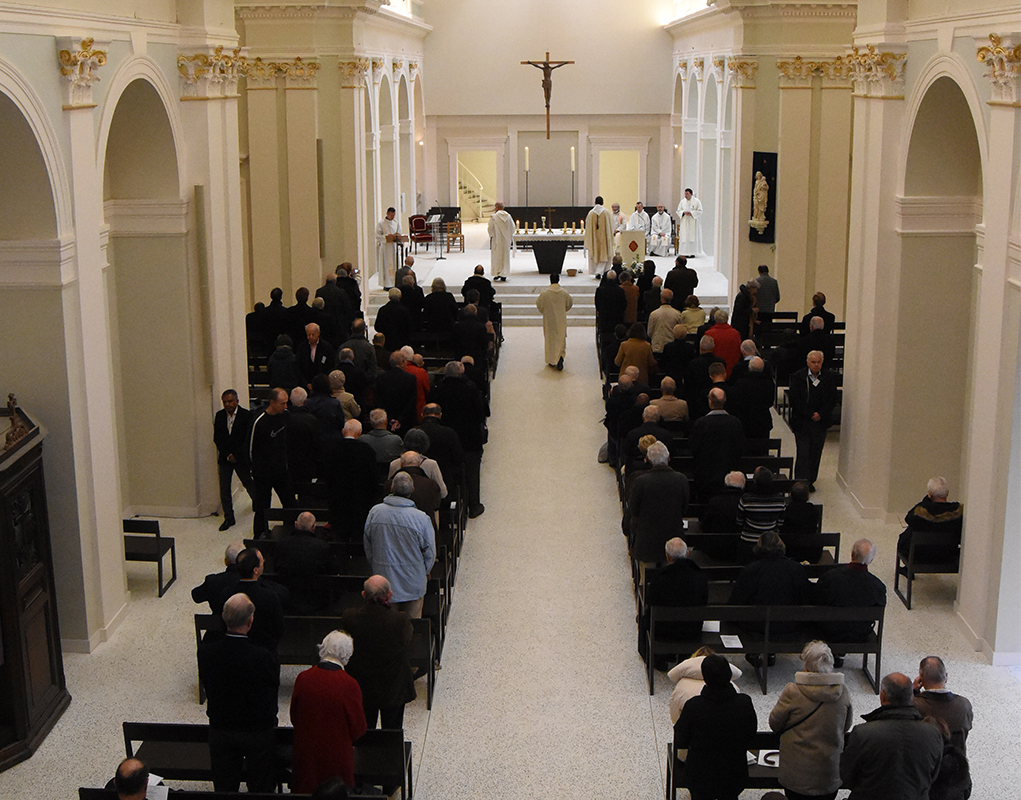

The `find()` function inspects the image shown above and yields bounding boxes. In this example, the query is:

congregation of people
[598,261,974,799]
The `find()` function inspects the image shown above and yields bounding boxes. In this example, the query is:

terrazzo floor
[1,327,1019,798]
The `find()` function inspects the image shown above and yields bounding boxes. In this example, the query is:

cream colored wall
[421,0,675,116]
[456,149,497,210]
[599,151,640,211]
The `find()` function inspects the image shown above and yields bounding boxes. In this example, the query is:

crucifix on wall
[521,51,574,139]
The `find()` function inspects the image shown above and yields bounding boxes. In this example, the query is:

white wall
[422,0,676,116]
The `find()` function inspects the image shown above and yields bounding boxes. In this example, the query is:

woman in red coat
[290,630,367,791]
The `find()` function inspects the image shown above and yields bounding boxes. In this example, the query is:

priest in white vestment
[487,202,515,281]
[627,202,651,234]
[375,207,403,288]
[649,204,672,256]
[584,196,615,277]
[676,188,703,257]
[535,272,573,369]
[611,202,627,250]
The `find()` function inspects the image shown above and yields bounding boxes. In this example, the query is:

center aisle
[414,327,664,798]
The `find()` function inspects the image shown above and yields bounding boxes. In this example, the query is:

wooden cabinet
[0,403,70,772]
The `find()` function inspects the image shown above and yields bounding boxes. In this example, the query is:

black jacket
[198,633,279,730]
[342,600,416,708]
[675,684,756,796]
[213,407,252,465]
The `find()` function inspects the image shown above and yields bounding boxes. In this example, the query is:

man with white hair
[297,322,338,386]
[729,355,775,441]
[322,418,379,541]
[488,201,515,281]
[385,450,442,529]
[815,538,887,665]
[191,541,244,612]
[373,287,413,351]
[342,576,417,730]
[699,471,746,559]
[647,289,684,356]
[628,441,690,563]
[363,408,404,466]
[728,339,759,384]
[912,655,973,755]
[705,308,742,376]
[276,511,332,612]
[642,536,709,668]
[789,349,838,491]
[621,404,673,467]
[898,476,964,565]
[198,592,280,793]
[363,472,436,618]
[289,629,367,792]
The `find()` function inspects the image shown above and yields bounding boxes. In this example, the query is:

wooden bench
[123,518,177,597]
[81,790,382,800]
[195,614,436,709]
[121,722,413,799]
[894,528,962,610]
[666,729,782,799]
[644,604,884,694]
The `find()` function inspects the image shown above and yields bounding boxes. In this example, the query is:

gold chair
[446,220,465,253]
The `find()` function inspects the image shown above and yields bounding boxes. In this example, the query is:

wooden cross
[521,51,574,139]
[543,205,556,231]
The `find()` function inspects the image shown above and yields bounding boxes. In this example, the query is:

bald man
[689,387,745,500]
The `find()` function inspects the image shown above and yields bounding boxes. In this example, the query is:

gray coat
[769,671,852,795]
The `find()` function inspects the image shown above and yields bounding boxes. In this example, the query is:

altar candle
[563,223,567,232]
[524,146,529,171]
[571,146,575,172]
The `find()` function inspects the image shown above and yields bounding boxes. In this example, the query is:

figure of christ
[521,51,574,138]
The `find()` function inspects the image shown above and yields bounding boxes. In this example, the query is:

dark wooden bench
[195,614,436,709]
[81,790,382,800]
[123,518,177,597]
[666,729,782,799]
[644,604,884,694]
[121,722,413,799]
[894,528,962,610]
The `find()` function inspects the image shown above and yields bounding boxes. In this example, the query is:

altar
[512,230,586,274]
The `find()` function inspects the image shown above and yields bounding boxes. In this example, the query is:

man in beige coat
[584,195,614,277]
[536,272,573,370]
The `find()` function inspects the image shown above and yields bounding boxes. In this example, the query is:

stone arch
[398,74,413,219]
[699,75,719,257]
[0,58,71,236]
[888,71,983,512]
[377,71,397,213]
[412,75,427,214]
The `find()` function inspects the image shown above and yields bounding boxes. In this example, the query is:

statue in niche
[750,171,770,233]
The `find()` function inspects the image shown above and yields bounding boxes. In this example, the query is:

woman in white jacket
[666,646,743,725]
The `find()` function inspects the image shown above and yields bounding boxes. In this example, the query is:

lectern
[0,397,70,772]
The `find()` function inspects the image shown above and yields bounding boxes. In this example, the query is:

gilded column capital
[57,37,107,108]
[726,58,758,89]
[244,56,278,89]
[392,58,404,77]
[371,58,385,84]
[711,56,725,79]
[339,57,371,88]
[676,59,689,82]
[976,34,1021,106]
[848,45,906,98]
[776,56,853,89]
[408,60,420,81]
[243,56,319,90]
[692,57,705,81]
[178,46,246,100]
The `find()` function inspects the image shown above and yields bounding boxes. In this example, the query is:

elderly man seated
[628,442,690,563]
[641,537,709,669]
[898,476,964,565]
[650,376,689,427]
[649,203,672,256]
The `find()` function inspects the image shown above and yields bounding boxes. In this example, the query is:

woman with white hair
[767,640,852,800]
[290,630,367,792]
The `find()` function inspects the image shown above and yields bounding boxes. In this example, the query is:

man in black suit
[315,272,353,331]
[264,287,290,343]
[789,349,838,491]
[342,575,416,730]
[191,541,243,613]
[213,389,255,532]
[413,404,465,495]
[427,361,486,518]
[249,387,294,538]
[374,350,418,434]
[461,264,495,308]
[198,593,280,793]
[374,288,414,351]
[628,442,690,563]
[663,255,699,310]
[815,537,887,662]
[275,511,333,613]
[288,286,317,346]
[322,419,380,541]
[641,536,708,666]
[453,304,490,370]
[799,290,836,334]
[295,322,338,387]
[620,405,673,470]
[595,270,627,335]
[335,263,363,316]
[728,356,775,441]
[689,387,745,500]
[685,336,725,420]
[219,548,285,653]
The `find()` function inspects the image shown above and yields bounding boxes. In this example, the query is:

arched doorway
[103,78,199,514]
[398,75,413,220]
[889,76,982,510]
[683,74,699,195]
[413,78,426,215]
[364,86,378,283]
[699,75,718,258]
[378,75,397,214]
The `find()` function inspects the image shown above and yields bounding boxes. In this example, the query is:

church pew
[644,604,884,695]
[666,730,782,798]
[82,791,382,800]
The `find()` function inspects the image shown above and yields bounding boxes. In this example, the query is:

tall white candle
[571,146,576,172]
[524,146,529,171]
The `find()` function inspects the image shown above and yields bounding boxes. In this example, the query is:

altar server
[650,203,672,256]
[487,202,515,282]
[676,189,703,258]
[375,207,403,288]
[628,202,651,234]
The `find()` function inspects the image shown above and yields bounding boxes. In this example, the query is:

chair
[446,220,464,253]
[123,518,176,597]
[894,527,962,609]
[408,214,432,253]
[353,728,413,800]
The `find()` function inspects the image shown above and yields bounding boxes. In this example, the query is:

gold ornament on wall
[726,58,758,88]
[178,46,246,99]
[848,45,906,98]
[57,37,107,107]
[977,34,1021,106]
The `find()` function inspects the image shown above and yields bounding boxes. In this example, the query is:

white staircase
[458,181,495,222]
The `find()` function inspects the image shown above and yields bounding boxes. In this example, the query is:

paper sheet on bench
[702,620,720,632]
[720,634,743,648]
[147,775,168,800]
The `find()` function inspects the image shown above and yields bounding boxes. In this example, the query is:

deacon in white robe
[611,202,627,250]
[676,188,704,257]
[535,273,573,369]
[584,196,615,277]
[627,202,651,234]
[649,204,672,256]
[487,202,515,281]
[375,207,403,287]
